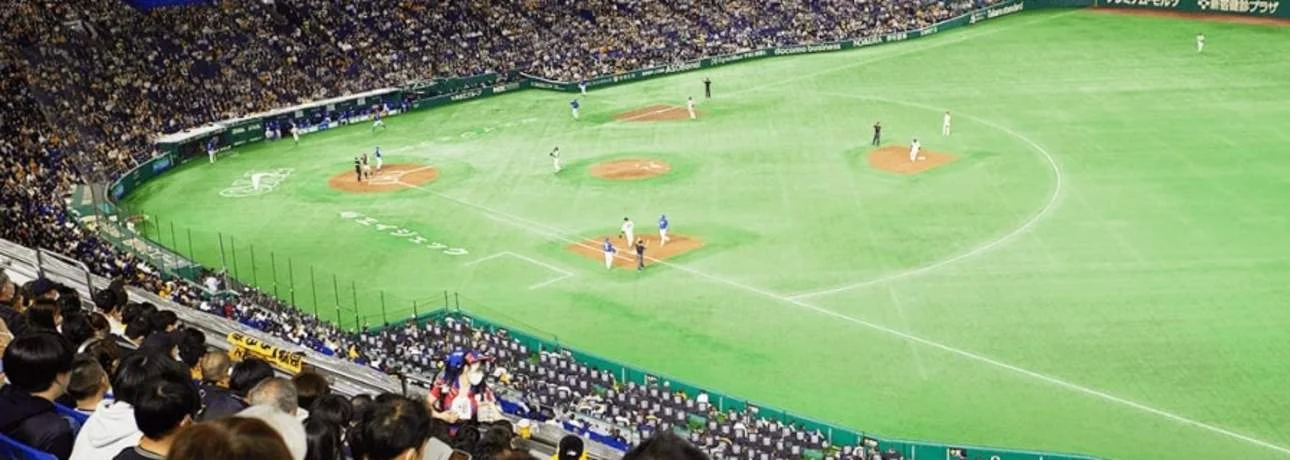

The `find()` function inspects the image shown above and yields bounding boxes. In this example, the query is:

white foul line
[397,180,1290,456]
[617,106,681,122]
[464,250,575,290]
[787,92,1065,300]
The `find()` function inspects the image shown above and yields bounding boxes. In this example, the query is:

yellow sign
[226,332,306,374]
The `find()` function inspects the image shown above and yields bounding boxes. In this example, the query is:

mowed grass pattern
[122,10,1290,459]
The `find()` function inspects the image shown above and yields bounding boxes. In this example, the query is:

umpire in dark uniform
[871,121,882,146]
[703,78,712,98]
[634,238,647,271]
[354,156,362,182]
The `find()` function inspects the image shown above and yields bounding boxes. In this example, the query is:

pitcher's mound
[328,164,438,193]
[868,146,958,174]
[613,104,701,122]
[567,234,704,269]
[590,158,672,181]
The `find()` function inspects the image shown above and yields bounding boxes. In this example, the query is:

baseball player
[361,154,372,179]
[354,157,363,182]
[1196,32,1205,53]
[602,238,617,269]
[206,138,217,163]
[251,172,266,191]
[687,97,697,120]
[549,146,561,173]
[570,99,580,119]
[371,106,387,131]
[909,138,922,163]
[871,121,882,146]
[634,238,647,271]
[374,146,383,171]
[703,78,712,98]
[579,80,588,95]
[658,214,670,246]
[942,111,952,136]
[291,123,300,145]
[620,217,634,244]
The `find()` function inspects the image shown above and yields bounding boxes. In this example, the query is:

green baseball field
[120,9,1290,459]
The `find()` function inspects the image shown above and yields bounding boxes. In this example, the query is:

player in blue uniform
[371,106,386,131]
[658,214,670,246]
[570,99,580,119]
[602,238,616,269]
[206,137,218,163]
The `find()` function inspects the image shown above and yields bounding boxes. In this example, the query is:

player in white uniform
[549,147,561,173]
[942,111,952,136]
[1196,33,1205,53]
[687,97,697,119]
[579,80,588,95]
[291,124,300,145]
[251,172,266,191]
[909,138,921,163]
[374,146,383,171]
[620,217,634,245]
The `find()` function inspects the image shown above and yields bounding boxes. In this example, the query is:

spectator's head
[93,288,122,319]
[149,309,179,333]
[0,270,14,304]
[351,395,432,460]
[351,393,373,416]
[621,432,709,460]
[293,371,329,410]
[556,434,586,460]
[2,332,74,398]
[60,311,95,349]
[230,357,275,397]
[29,278,59,301]
[134,379,200,451]
[141,329,184,359]
[88,312,111,339]
[124,317,152,345]
[309,394,354,428]
[239,404,308,460]
[248,377,298,416]
[24,299,61,331]
[477,424,516,458]
[67,354,110,409]
[111,350,191,405]
[304,418,344,460]
[169,417,292,460]
[122,302,156,326]
[177,327,206,368]
[199,351,232,385]
[82,337,123,376]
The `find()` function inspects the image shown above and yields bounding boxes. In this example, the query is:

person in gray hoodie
[70,351,190,460]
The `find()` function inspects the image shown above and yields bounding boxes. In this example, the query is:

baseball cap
[30,278,58,298]
[557,434,584,460]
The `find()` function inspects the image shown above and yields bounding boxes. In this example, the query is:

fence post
[412,300,418,321]
[186,228,195,264]
[443,290,449,309]
[287,257,296,307]
[169,221,177,253]
[249,245,259,286]
[332,274,342,328]
[230,236,239,280]
[270,252,279,299]
[34,249,46,278]
[309,265,318,317]
[351,281,360,330]
[454,292,460,310]
[218,232,227,271]
[380,291,387,326]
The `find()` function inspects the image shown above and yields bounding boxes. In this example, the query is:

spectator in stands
[0,333,75,459]
[0,270,21,336]
[114,379,200,460]
[60,312,96,351]
[82,338,123,379]
[196,351,245,421]
[303,418,344,460]
[351,393,374,417]
[247,377,300,418]
[238,403,308,460]
[427,350,501,425]
[93,289,127,336]
[27,278,60,304]
[293,371,330,414]
[62,355,111,415]
[176,328,206,379]
[24,299,61,332]
[230,357,275,398]
[71,351,191,460]
[554,434,586,460]
[477,423,520,459]
[168,417,293,460]
[351,395,433,460]
[148,310,179,334]
[622,432,709,460]
[308,393,355,430]
[123,319,151,348]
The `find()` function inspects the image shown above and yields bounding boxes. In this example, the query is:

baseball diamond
[6,1,1290,460]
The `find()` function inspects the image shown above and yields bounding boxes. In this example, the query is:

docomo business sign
[773,42,846,56]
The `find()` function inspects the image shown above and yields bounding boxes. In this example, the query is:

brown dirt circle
[868,146,958,175]
[328,163,438,193]
[589,158,672,181]
[566,234,703,269]
[613,104,702,122]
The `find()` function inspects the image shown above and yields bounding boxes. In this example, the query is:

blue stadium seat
[53,403,88,436]
[0,432,58,460]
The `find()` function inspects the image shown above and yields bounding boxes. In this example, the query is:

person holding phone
[427,351,500,427]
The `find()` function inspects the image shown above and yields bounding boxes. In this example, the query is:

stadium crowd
[0,0,1005,458]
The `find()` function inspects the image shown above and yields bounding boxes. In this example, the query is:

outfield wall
[88,2,1109,458]
[1095,0,1285,18]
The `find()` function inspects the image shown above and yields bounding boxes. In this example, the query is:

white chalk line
[396,175,1290,456]
[464,250,575,290]
[616,106,683,122]
[787,92,1065,300]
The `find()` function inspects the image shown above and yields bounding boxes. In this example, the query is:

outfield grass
[122,10,1290,459]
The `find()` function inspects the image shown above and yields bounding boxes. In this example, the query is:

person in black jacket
[0,332,76,460]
